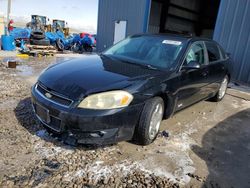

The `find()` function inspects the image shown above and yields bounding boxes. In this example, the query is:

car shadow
[14,97,114,150]
[192,108,250,188]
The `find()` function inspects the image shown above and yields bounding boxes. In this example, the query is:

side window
[185,43,205,65]
[218,45,227,59]
[205,42,221,62]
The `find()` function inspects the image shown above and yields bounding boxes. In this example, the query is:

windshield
[104,35,184,69]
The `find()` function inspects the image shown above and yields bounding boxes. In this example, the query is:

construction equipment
[26,15,51,46]
[52,19,69,36]
[26,15,52,32]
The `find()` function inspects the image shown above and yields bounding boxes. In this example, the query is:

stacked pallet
[26,44,57,57]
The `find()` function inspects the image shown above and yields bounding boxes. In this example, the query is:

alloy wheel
[148,103,163,139]
[218,77,228,99]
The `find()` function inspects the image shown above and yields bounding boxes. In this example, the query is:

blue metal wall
[96,0,151,52]
[214,0,250,84]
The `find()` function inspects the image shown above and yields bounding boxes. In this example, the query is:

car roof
[131,33,214,43]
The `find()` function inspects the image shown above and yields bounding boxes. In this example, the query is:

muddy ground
[0,55,250,188]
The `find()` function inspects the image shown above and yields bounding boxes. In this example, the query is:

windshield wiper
[119,57,159,70]
[103,54,160,70]
[123,60,159,70]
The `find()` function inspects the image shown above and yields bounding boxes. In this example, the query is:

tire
[133,97,164,145]
[85,46,93,52]
[211,75,229,102]
[30,31,45,40]
[30,39,50,46]
[56,39,64,51]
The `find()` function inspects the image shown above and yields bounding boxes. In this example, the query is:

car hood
[38,55,163,100]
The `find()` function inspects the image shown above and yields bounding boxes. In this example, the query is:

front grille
[36,83,73,107]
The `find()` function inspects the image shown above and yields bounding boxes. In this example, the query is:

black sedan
[31,34,230,145]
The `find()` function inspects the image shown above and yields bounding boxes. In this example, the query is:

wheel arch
[155,92,176,119]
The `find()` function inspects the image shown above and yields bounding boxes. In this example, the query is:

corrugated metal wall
[96,0,150,52]
[214,0,250,84]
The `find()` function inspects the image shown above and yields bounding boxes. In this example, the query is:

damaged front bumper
[31,85,143,145]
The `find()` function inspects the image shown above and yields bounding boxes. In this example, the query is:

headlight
[78,90,133,109]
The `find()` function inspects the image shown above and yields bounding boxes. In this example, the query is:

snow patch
[64,160,140,182]
[138,123,198,184]
[36,129,50,139]
[33,140,74,158]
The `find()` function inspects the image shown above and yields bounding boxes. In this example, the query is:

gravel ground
[0,50,18,58]
[0,55,250,188]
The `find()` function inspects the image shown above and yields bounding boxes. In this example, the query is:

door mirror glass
[182,60,201,70]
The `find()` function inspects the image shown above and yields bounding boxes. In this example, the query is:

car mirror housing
[182,60,201,70]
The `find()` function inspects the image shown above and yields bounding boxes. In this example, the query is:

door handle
[202,71,209,77]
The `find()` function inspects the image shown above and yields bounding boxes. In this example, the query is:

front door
[176,41,210,110]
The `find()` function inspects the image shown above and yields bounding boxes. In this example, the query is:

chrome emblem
[45,92,52,99]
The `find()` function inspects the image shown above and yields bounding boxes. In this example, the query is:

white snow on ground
[231,98,250,109]
[64,159,141,182]
[34,141,74,158]
[36,129,50,139]
[33,124,199,185]
[139,127,197,184]
[33,130,74,157]
[60,124,198,185]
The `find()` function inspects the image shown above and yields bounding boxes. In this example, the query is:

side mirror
[182,60,201,70]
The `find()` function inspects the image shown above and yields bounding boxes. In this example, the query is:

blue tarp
[45,31,65,43]
[45,30,72,47]
[81,35,93,46]
[10,27,94,50]
[10,28,31,39]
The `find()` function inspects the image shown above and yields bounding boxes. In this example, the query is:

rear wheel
[133,97,164,145]
[212,75,229,102]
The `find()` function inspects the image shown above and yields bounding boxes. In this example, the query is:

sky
[0,0,99,33]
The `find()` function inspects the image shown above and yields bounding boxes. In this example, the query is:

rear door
[205,41,227,94]
[176,41,210,110]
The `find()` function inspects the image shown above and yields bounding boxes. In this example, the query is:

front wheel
[212,75,229,102]
[133,97,164,145]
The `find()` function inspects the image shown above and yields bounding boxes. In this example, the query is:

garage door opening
[148,0,221,38]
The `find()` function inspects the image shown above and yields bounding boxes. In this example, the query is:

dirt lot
[0,55,250,188]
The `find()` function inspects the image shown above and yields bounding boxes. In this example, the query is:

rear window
[205,42,221,62]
